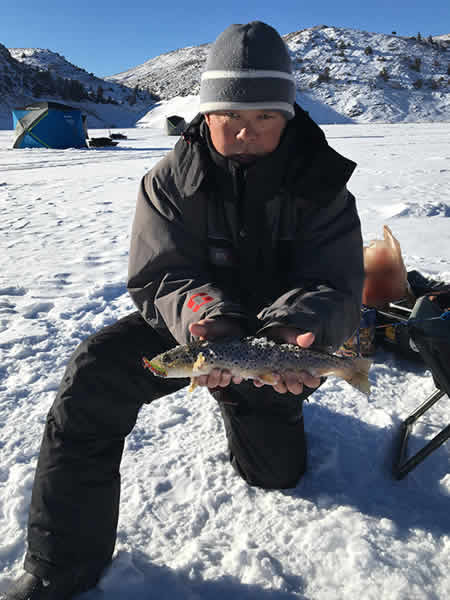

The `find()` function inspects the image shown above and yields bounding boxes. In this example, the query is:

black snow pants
[24,312,311,579]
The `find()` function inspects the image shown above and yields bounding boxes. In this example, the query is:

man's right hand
[189,317,244,341]
[188,317,245,389]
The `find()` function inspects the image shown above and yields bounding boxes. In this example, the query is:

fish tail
[337,356,372,396]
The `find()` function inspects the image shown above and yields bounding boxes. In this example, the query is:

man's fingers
[194,368,319,393]
[205,368,222,388]
[264,370,320,395]
[265,327,316,348]
[253,378,265,388]
[189,317,244,341]
[283,371,304,395]
[299,370,321,388]
[189,320,210,338]
[218,370,232,387]
[296,332,315,347]
[194,369,240,389]
[194,374,209,387]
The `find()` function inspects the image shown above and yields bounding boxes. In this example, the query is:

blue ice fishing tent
[12,101,87,149]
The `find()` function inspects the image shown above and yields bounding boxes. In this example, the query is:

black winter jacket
[127,104,364,350]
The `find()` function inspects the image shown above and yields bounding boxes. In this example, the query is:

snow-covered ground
[0,119,449,599]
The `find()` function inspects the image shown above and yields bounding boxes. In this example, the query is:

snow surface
[0,116,449,599]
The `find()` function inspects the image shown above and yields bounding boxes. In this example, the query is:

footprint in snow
[393,202,450,218]
[22,302,54,319]
[0,286,26,297]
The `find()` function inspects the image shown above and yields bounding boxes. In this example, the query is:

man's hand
[189,317,244,341]
[254,326,321,395]
[188,317,245,389]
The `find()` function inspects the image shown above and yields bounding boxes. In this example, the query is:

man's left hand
[254,327,321,395]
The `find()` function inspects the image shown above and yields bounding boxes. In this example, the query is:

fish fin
[192,352,206,374]
[337,356,372,396]
[142,357,152,370]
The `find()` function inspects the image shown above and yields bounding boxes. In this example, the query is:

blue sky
[2,0,449,77]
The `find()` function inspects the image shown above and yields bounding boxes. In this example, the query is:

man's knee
[230,446,307,490]
[50,314,185,438]
[218,392,308,490]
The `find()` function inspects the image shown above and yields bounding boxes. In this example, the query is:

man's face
[204,109,287,164]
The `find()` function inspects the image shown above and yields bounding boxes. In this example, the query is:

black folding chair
[389,295,450,479]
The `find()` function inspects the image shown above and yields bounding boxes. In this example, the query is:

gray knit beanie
[199,21,296,120]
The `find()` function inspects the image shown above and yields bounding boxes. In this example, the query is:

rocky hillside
[109,26,450,124]
[0,45,156,129]
[0,42,36,127]
[108,43,210,100]
[2,26,449,129]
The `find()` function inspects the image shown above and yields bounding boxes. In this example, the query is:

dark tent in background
[165,115,186,136]
[12,102,87,149]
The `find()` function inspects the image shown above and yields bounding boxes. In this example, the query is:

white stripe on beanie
[199,101,295,116]
[201,70,295,82]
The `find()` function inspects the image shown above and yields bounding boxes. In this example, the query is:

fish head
[143,345,197,378]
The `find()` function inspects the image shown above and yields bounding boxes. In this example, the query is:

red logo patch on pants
[187,293,214,313]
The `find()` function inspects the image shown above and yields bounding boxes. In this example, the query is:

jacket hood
[171,104,357,204]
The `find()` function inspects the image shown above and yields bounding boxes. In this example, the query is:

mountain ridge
[0,44,156,130]
[1,26,449,129]
[107,26,450,124]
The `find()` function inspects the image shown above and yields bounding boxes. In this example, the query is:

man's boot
[1,565,105,600]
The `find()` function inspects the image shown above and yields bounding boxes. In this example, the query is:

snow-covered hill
[109,26,450,124]
[433,34,450,46]
[2,26,449,130]
[109,43,210,100]
[0,46,156,130]
[8,47,144,104]
[0,43,35,128]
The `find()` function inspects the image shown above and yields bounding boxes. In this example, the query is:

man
[3,21,364,600]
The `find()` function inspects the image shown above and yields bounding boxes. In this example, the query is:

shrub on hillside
[379,67,389,81]
[318,67,331,82]
[410,57,422,72]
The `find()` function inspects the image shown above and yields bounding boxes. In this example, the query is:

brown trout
[143,336,371,395]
